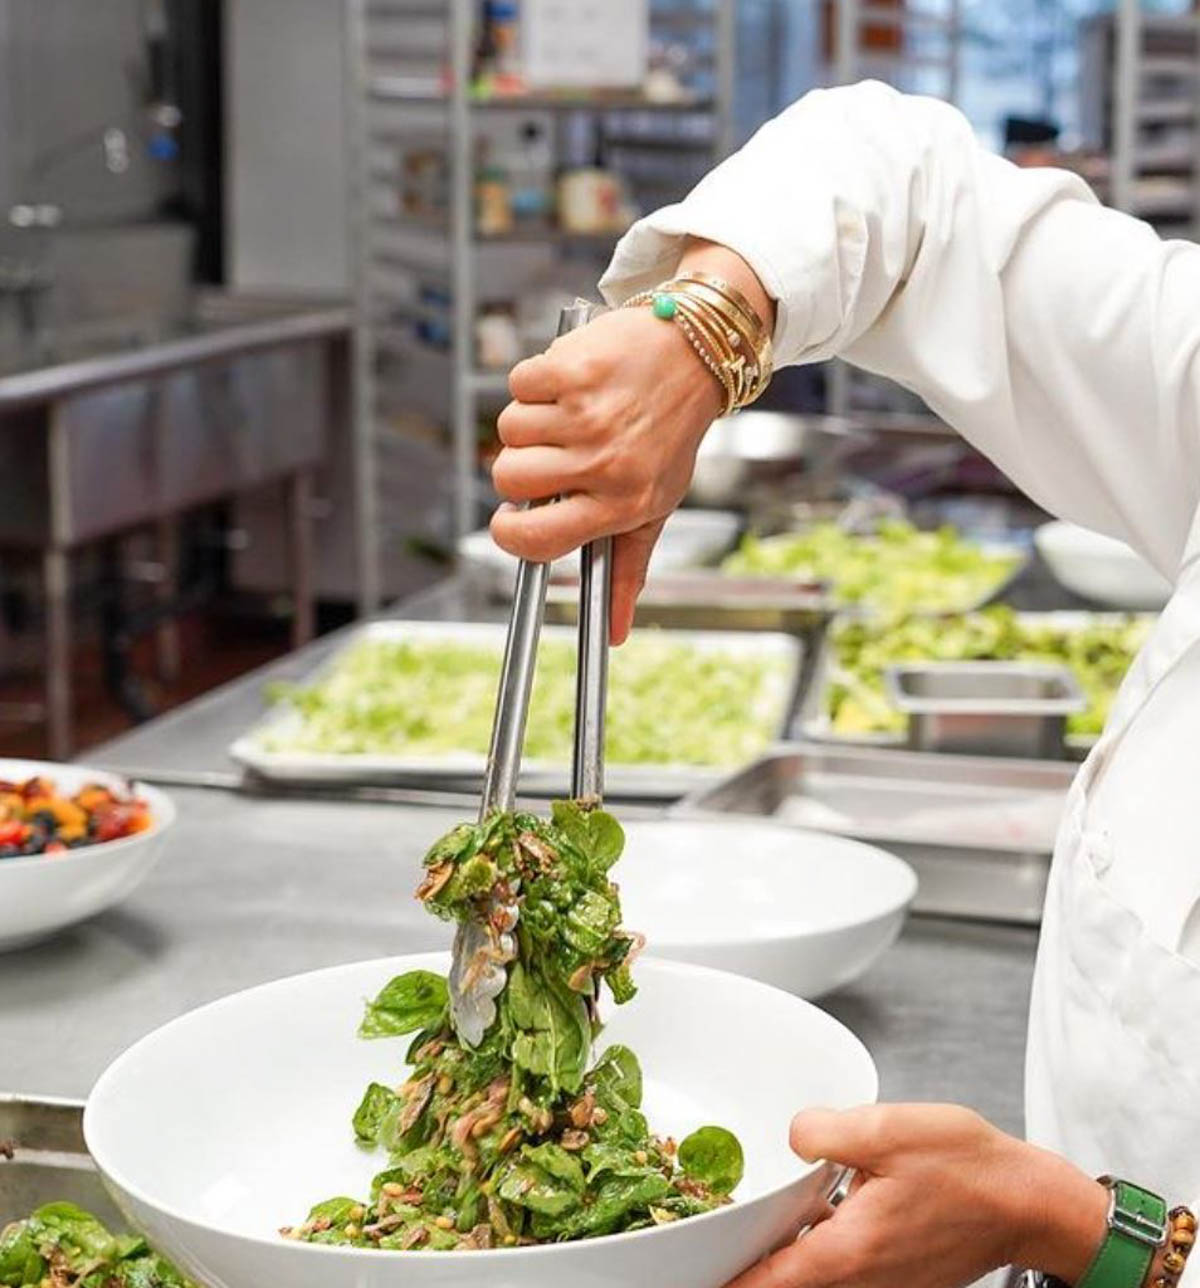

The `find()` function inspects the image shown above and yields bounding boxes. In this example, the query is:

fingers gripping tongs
[449,301,611,1047]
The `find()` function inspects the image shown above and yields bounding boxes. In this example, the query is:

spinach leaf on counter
[0,1204,196,1287]
[287,801,743,1252]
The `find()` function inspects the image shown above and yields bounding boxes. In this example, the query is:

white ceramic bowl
[0,760,174,951]
[458,509,741,598]
[1035,520,1171,610]
[85,952,878,1288]
[619,820,916,997]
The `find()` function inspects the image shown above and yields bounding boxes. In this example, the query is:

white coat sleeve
[599,80,1200,580]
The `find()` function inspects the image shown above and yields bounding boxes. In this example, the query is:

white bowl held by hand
[1035,520,1171,610]
[619,820,916,997]
[85,953,878,1288]
[0,759,174,951]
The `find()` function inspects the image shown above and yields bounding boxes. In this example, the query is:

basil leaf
[359,970,448,1039]
[679,1125,744,1196]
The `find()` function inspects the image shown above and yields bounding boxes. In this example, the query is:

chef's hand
[727,1104,1109,1288]
[489,240,775,644]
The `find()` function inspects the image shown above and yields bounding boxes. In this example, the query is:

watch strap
[1078,1178,1167,1288]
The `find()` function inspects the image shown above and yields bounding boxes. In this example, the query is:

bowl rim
[84,951,878,1265]
[624,818,918,943]
[0,759,175,875]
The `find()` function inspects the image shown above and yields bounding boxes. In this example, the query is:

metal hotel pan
[884,661,1085,759]
[0,1096,122,1228]
[675,742,1078,925]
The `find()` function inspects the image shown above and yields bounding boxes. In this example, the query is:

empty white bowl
[619,820,916,997]
[1035,520,1171,610]
[85,952,878,1288]
[0,760,174,951]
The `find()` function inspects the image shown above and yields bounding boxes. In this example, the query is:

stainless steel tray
[0,1096,122,1229]
[799,611,1150,757]
[675,742,1077,925]
[884,661,1085,759]
[230,619,805,800]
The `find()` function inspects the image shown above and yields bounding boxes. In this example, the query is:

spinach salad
[284,802,743,1252]
[0,1203,196,1287]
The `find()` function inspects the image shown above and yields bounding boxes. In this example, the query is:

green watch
[1078,1177,1168,1288]
[1023,1177,1167,1288]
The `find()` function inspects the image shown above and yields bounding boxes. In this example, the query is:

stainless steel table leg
[154,518,181,684]
[288,469,316,649]
[43,546,71,760]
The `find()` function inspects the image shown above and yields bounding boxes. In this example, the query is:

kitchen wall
[0,0,177,225]
[225,0,351,293]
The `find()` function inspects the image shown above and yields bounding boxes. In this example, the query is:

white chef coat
[600,79,1200,1271]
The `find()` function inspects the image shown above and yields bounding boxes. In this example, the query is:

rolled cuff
[598,202,816,366]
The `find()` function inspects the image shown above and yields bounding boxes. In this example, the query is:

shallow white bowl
[619,820,916,997]
[458,509,740,597]
[0,759,174,951]
[1036,520,1171,610]
[85,952,878,1288]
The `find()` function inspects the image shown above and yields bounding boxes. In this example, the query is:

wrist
[676,237,776,336]
[1008,1145,1110,1284]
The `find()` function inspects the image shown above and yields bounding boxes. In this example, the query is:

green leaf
[305,1197,361,1227]
[551,801,625,872]
[521,1142,585,1193]
[359,970,448,1038]
[679,1126,744,1196]
[590,1044,643,1109]
[0,1220,44,1287]
[562,890,620,956]
[550,1172,672,1239]
[505,967,591,1094]
[352,1082,400,1144]
[606,961,638,1006]
[29,1203,119,1266]
[496,1163,581,1218]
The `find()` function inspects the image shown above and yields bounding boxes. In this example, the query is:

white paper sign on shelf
[521,0,649,90]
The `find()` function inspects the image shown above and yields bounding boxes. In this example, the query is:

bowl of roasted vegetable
[86,803,877,1288]
[0,760,174,950]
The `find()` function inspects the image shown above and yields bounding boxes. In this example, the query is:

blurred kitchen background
[0,0,1195,760]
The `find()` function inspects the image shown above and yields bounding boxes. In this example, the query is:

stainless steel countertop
[0,303,353,411]
[0,780,1037,1138]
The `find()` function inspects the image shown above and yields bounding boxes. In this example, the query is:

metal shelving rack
[823,0,963,418]
[1082,3,1200,238]
[345,0,735,602]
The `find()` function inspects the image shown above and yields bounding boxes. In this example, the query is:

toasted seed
[437,1074,453,1096]
[434,1215,455,1230]
[344,1224,360,1239]
[633,1150,649,1165]
[349,1205,365,1223]
[381,1182,405,1198]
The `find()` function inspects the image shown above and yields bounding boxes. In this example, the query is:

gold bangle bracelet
[674,296,753,409]
[674,269,770,342]
[665,279,773,402]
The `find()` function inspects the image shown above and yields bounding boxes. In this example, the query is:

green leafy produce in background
[825,606,1152,739]
[262,633,788,768]
[286,802,743,1253]
[722,520,1021,616]
[0,1203,196,1287]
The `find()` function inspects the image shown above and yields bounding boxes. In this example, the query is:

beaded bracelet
[1151,1206,1196,1288]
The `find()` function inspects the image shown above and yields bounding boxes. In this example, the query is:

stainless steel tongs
[449,300,612,1046]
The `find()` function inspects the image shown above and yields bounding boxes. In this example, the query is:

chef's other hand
[726,1104,1109,1288]
[490,239,774,644]
[490,307,720,644]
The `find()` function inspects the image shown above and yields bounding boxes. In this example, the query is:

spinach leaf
[497,1163,581,1218]
[562,890,621,957]
[591,1044,643,1109]
[550,1172,672,1240]
[352,1082,400,1145]
[551,801,624,873]
[359,970,448,1039]
[0,1220,43,1287]
[521,1142,585,1193]
[679,1126,745,1196]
